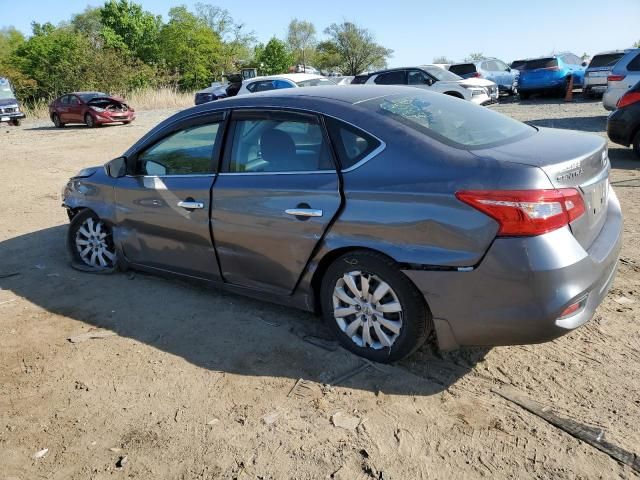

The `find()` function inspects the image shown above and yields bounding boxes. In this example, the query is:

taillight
[607,74,626,82]
[455,189,585,237]
[470,72,481,78]
[617,91,640,109]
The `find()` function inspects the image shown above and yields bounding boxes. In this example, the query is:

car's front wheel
[67,210,117,271]
[320,251,432,363]
[85,113,96,128]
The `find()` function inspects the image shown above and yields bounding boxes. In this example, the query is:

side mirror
[506,67,511,72]
[106,156,127,178]
[581,61,588,67]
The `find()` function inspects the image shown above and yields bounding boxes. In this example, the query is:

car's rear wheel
[52,113,64,128]
[84,113,96,128]
[633,130,640,159]
[320,251,432,363]
[67,210,116,271]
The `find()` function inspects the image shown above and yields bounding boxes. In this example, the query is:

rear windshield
[510,60,526,70]
[449,63,477,76]
[296,78,335,87]
[520,58,558,70]
[361,91,534,149]
[588,53,625,68]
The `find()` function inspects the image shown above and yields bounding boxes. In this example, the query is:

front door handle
[285,208,323,217]
[178,200,204,210]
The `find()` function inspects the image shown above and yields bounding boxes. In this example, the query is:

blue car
[516,53,587,99]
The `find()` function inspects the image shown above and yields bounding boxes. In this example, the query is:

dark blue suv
[516,53,587,99]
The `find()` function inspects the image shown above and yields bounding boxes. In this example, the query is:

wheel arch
[443,91,464,99]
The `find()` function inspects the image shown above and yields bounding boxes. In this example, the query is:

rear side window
[449,63,476,76]
[521,58,558,70]
[361,91,534,149]
[374,71,406,85]
[627,53,640,72]
[324,117,381,170]
[588,53,625,68]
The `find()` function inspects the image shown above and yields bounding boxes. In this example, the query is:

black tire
[9,118,21,127]
[52,113,64,128]
[67,210,117,271]
[84,113,96,128]
[320,251,432,363]
[633,130,640,159]
[519,91,530,100]
[123,120,131,125]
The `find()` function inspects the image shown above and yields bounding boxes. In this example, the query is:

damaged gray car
[62,86,622,362]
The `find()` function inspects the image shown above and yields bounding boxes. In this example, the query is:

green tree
[432,56,454,64]
[464,52,485,62]
[287,19,316,69]
[256,37,293,75]
[634,40,640,48]
[71,7,103,47]
[159,6,222,90]
[314,40,342,72]
[195,3,256,74]
[322,22,392,75]
[99,0,162,64]
[0,27,25,66]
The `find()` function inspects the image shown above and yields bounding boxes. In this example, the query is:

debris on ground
[33,448,48,459]
[67,330,116,344]
[115,455,128,468]
[613,296,635,305]
[331,412,361,430]
[261,411,281,425]
[493,387,640,473]
[288,378,322,399]
[302,335,339,351]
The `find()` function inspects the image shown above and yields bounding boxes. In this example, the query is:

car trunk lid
[472,127,610,250]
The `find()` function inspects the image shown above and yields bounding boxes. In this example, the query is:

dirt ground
[1,96,639,480]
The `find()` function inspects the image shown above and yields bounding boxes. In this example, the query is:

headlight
[90,106,106,112]
[469,87,487,96]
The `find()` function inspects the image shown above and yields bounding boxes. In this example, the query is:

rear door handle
[178,200,204,210]
[285,208,323,217]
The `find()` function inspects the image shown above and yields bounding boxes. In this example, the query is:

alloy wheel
[74,216,115,269]
[332,271,403,350]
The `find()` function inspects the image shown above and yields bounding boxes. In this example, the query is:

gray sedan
[62,86,622,362]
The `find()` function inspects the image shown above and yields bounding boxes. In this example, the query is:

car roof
[242,73,326,84]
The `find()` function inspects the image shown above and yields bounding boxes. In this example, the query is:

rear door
[57,95,71,122]
[211,109,342,295]
[114,112,225,280]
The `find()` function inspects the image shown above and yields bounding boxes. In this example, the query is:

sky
[2,0,639,66]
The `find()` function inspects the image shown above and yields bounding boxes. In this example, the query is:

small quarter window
[324,117,381,170]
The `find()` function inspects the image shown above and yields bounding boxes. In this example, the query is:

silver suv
[584,50,628,97]
[603,49,640,110]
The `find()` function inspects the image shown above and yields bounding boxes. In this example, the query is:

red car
[48,91,135,128]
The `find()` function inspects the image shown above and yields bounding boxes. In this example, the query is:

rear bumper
[603,89,623,111]
[607,107,636,146]
[404,188,623,350]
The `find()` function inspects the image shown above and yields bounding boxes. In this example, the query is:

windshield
[296,78,336,87]
[78,92,108,102]
[588,53,625,68]
[520,58,557,70]
[361,91,535,149]
[0,83,15,100]
[449,64,477,76]
[420,66,462,82]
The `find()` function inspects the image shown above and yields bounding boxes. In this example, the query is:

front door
[211,109,342,295]
[114,113,225,280]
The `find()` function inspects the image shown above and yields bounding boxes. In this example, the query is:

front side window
[60,95,70,105]
[69,96,79,105]
[495,60,509,71]
[324,117,381,170]
[226,112,333,173]
[361,91,534,149]
[273,79,295,89]
[374,71,406,85]
[407,70,432,85]
[137,123,221,176]
[420,66,462,82]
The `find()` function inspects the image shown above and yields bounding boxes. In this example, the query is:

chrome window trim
[126,174,216,179]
